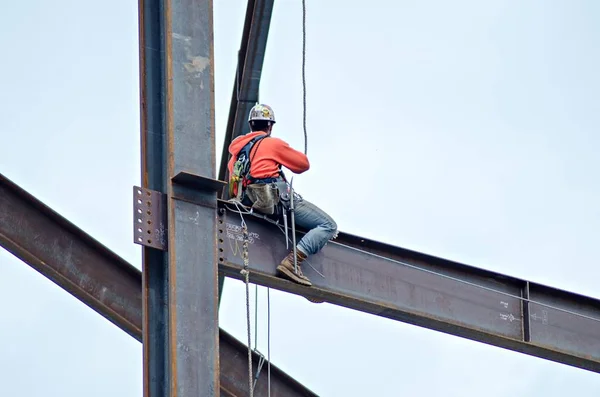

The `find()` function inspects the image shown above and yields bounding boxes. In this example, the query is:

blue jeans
[274,181,338,256]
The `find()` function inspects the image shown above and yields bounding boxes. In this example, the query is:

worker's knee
[294,198,338,240]
[322,217,338,240]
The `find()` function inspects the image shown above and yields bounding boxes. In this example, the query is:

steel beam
[0,173,143,341]
[0,172,318,397]
[139,0,221,395]
[138,0,169,394]
[216,0,275,303]
[217,200,600,374]
[220,331,318,397]
[217,0,275,186]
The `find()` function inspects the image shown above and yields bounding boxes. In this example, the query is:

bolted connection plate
[133,186,168,251]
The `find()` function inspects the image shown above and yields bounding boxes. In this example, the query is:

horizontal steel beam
[0,173,317,397]
[217,200,600,374]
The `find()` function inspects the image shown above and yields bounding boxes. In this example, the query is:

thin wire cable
[244,269,253,396]
[252,285,267,393]
[267,287,272,396]
[252,354,266,391]
[224,199,600,324]
[331,240,600,323]
[301,0,308,155]
[254,284,258,349]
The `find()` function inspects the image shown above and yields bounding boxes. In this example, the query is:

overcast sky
[1,0,600,396]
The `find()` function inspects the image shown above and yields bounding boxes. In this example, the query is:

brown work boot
[276,250,312,286]
[277,251,325,303]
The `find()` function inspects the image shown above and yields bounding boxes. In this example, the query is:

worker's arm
[269,137,310,174]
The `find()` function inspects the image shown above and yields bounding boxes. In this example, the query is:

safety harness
[228,135,268,201]
[228,134,289,207]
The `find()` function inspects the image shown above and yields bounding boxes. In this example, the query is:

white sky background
[1,0,599,395]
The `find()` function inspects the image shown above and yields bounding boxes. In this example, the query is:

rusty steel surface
[217,200,600,373]
[335,230,600,368]
[0,172,318,396]
[0,173,143,340]
[163,0,221,394]
[528,284,600,362]
[140,0,222,393]
[138,0,170,394]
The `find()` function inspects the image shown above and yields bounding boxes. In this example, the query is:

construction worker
[227,103,338,291]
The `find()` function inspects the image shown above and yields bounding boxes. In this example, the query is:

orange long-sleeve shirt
[227,131,310,179]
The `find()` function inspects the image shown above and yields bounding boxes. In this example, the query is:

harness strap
[243,136,287,184]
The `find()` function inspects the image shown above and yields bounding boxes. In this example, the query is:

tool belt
[246,183,281,215]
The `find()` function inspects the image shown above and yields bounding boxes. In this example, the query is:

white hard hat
[248,103,276,123]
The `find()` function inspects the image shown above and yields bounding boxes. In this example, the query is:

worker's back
[227,131,310,180]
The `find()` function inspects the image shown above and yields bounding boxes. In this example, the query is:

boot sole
[305,297,324,304]
[276,265,312,286]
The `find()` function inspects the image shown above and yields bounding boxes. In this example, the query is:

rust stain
[435,293,453,313]
[183,56,209,74]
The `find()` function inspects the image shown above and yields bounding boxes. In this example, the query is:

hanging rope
[225,201,325,278]
[302,0,308,155]
[232,200,272,396]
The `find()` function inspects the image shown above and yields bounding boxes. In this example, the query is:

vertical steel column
[139,0,219,395]
[139,0,169,395]
[165,0,220,393]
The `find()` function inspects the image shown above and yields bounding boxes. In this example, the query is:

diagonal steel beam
[217,200,600,374]
[0,172,318,397]
[217,0,275,303]
[217,0,275,191]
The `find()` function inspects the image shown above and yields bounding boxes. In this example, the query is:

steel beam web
[217,200,600,374]
[166,0,221,392]
[0,172,317,397]
[216,0,275,303]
